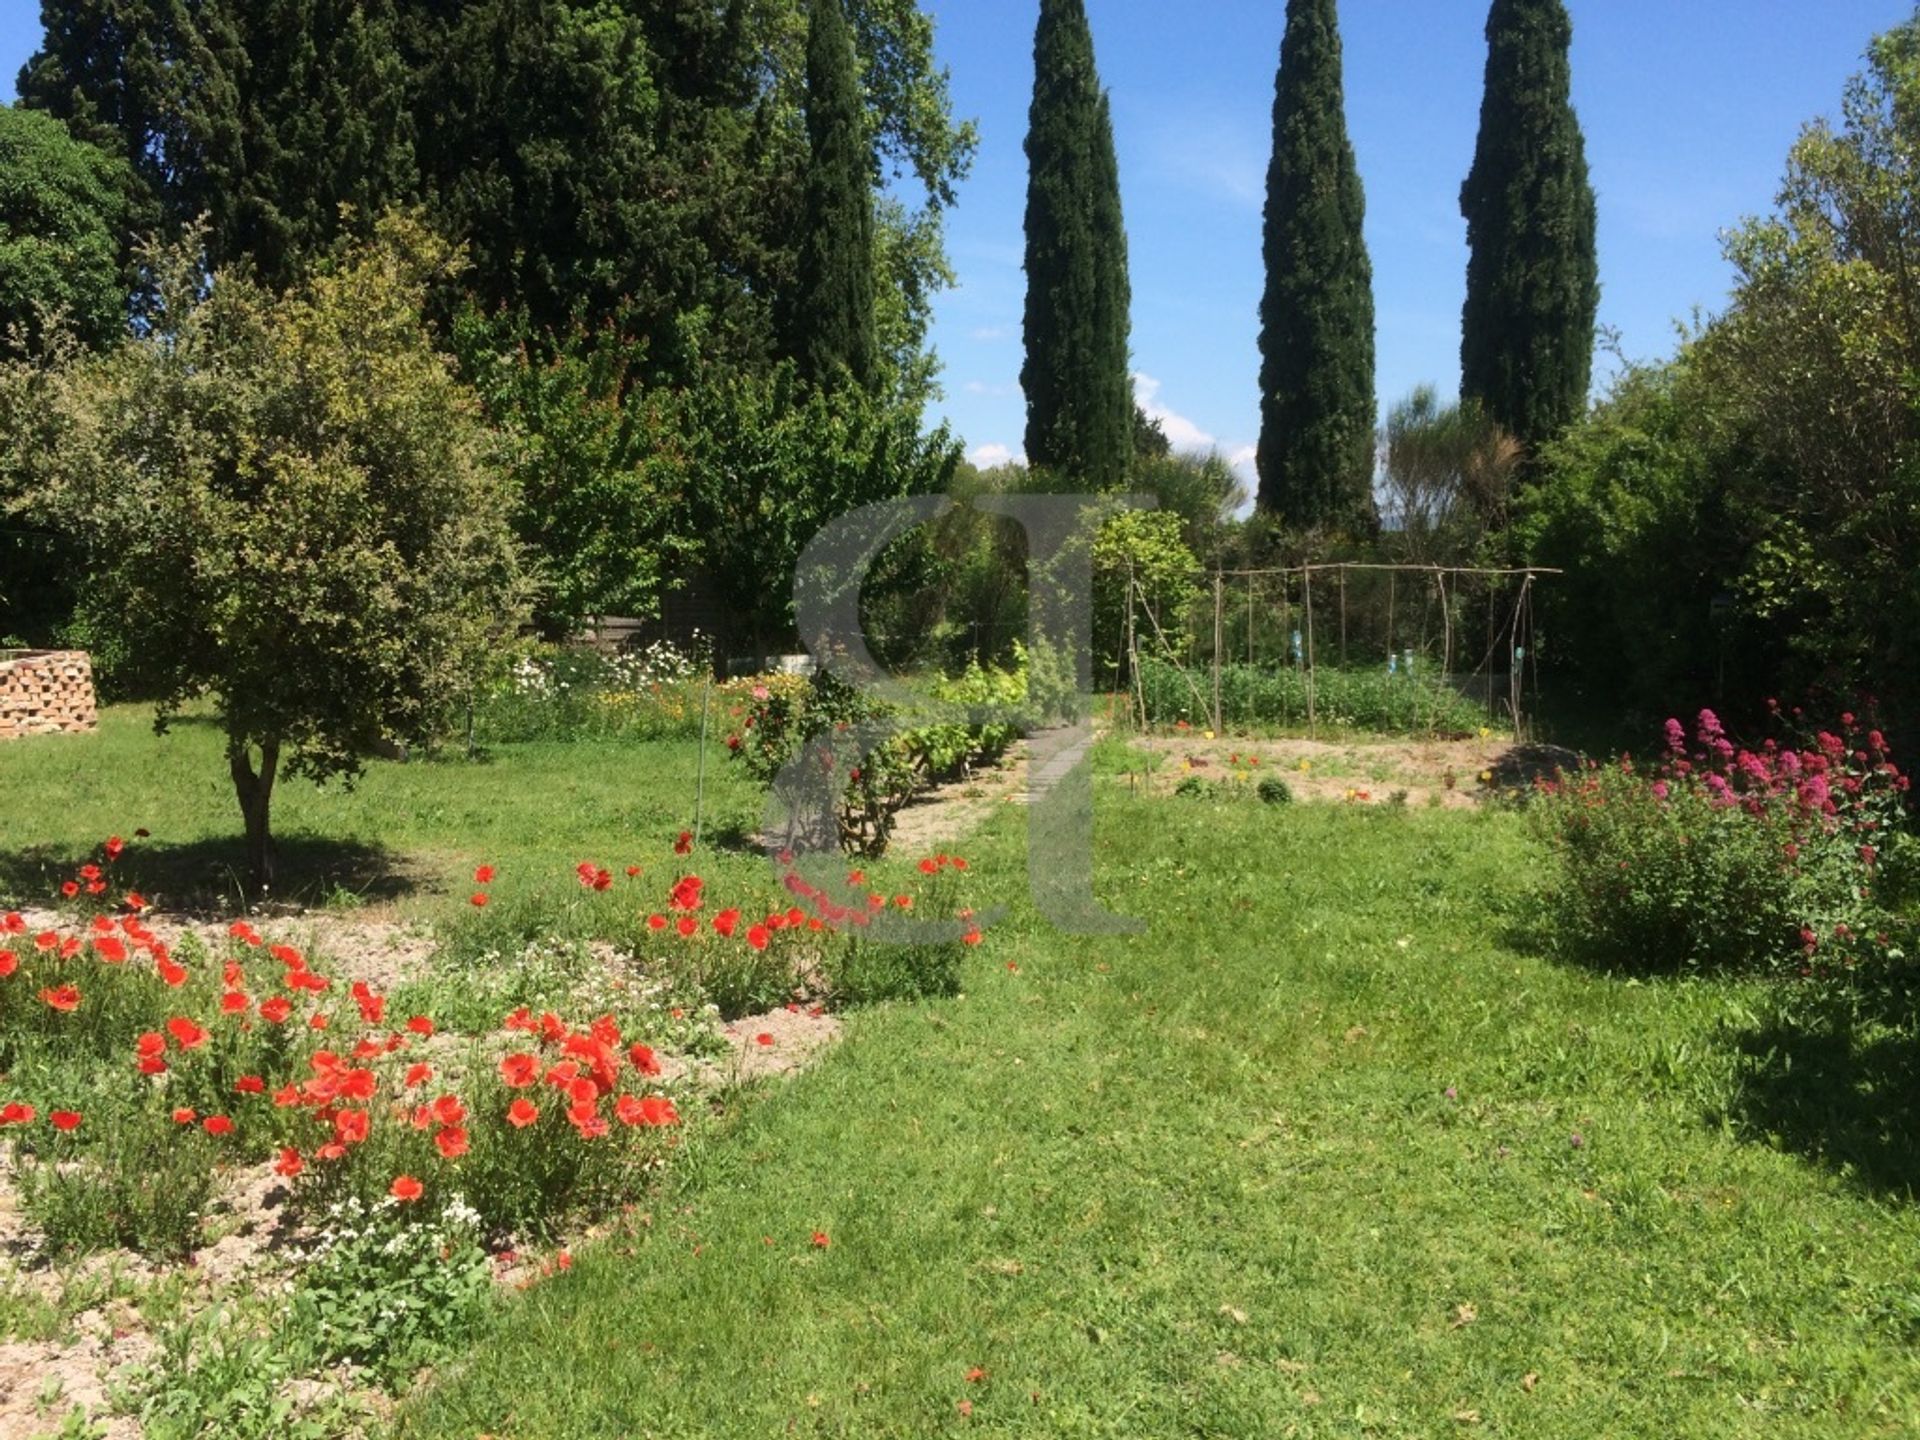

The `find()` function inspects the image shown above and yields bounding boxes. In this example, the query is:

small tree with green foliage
[0,105,128,353]
[0,216,525,888]
[454,308,689,639]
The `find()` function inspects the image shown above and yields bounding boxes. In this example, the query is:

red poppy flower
[234,1075,265,1095]
[474,865,495,884]
[334,1110,370,1145]
[32,931,56,951]
[674,830,693,855]
[60,881,79,899]
[157,957,189,988]
[746,924,771,951]
[918,858,938,875]
[220,991,250,1016]
[628,1043,662,1076]
[500,1053,539,1087]
[0,952,14,979]
[507,1098,539,1128]
[810,1231,830,1248]
[676,916,697,938]
[647,913,667,931]
[435,1126,469,1159]
[406,1016,435,1037]
[712,908,741,938]
[40,984,80,1013]
[754,1032,774,1047]
[634,1095,679,1127]
[273,1147,303,1178]
[49,1110,81,1132]
[962,929,983,947]
[431,1094,465,1127]
[404,1062,433,1088]
[390,1175,424,1202]
[203,1115,234,1136]
[257,996,291,1025]
[172,1107,196,1125]
[93,937,127,963]
[470,893,490,908]
[0,1103,33,1126]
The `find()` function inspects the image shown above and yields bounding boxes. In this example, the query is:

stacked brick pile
[0,651,98,740]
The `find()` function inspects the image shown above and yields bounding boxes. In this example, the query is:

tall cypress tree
[1459,0,1599,453]
[1022,0,1130,490]
[790,0,878,388]
[1256,0,1376,530]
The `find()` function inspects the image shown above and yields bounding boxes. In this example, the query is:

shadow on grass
[1724,988,1920,1200]
[0,833,425,915]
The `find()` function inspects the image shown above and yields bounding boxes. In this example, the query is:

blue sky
[4,1,1913,487]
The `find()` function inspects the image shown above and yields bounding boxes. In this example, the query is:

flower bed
[1533,703,1913,975]
[0,835,984,1427]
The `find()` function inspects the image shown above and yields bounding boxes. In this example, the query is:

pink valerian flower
[1664,718,1687,756]
[1650,781,1670,801]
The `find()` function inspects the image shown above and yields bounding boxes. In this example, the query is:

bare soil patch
[1127,732,1519,809]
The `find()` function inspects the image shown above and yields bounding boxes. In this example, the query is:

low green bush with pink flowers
[1534,702,1914,976]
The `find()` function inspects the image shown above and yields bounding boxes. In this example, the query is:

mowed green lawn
[4,709,1917,1437]
[0,704,773,916]
[389,787,1915,1437]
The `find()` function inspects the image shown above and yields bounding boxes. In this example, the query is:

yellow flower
[1479,769,1493,783]
[1298,760,1311,772]
[1203,729,1215,740]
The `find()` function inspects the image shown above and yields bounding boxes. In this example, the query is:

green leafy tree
[1021,0,1131,491]
[1521,16,1920,730]
[681,358,960,665]
[1257,0,1376,530]
[20,0,975,394]
[1380,386,1520,564]
[1459,0,1599,454]
[0,105,129,352]
[454,307,690,639]
[20,0,412,293]
[789,0,878,388]
[0,217,525,888]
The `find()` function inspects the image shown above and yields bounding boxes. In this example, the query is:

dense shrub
[1535,705,1912,975]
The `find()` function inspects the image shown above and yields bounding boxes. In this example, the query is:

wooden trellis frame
[1125,562,1560,739]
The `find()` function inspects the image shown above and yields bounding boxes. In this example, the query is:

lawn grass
[391,785,1920,1439]
[0,703,773,917]
[4,712,1917,1436]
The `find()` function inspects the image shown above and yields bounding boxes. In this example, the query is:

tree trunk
[229,737,281,893]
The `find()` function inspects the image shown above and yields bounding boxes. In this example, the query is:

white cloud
[963,379,1018,397]
[1132,372,1217,452]
[968,325,1013,342]
[967,442,1023,469]
[1228,444,1259,488]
